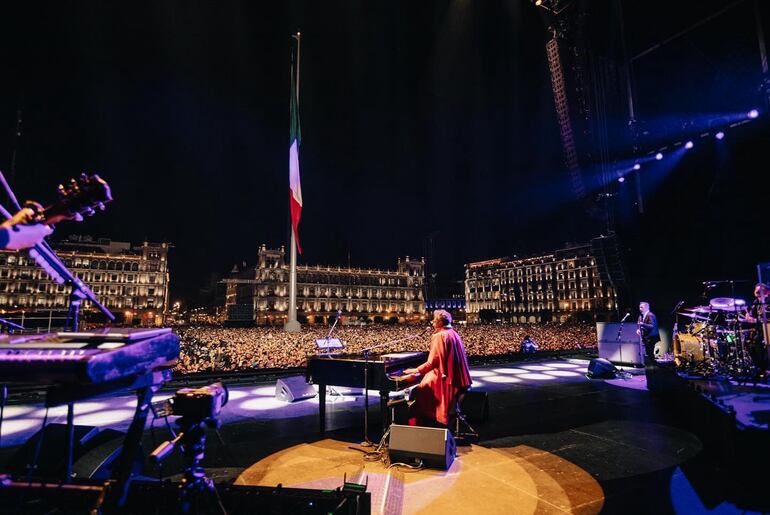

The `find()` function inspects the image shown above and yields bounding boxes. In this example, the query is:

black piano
[306,351,427,433]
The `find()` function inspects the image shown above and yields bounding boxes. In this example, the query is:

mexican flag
[288,49,303,255]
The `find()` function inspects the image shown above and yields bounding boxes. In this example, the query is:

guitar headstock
[40,173,112,224]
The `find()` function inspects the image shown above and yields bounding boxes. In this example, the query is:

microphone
[620,312,630,323]
[424,325,434,334]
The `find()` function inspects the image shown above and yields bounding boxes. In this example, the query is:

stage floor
[1,357,768,514]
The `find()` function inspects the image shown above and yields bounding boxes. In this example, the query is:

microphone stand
[359,329,431,447]
[616,315,627,369]
[324,311,344,400]
[0,317,24,334]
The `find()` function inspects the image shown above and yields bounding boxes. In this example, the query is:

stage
[1,356,769,514]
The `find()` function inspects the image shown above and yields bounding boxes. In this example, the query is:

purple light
[618,176,625,183]
[633,163,641,170]
[655,152,663,160]
[748,109,759,119]
[685,141,694,149]
[715,131,725,140]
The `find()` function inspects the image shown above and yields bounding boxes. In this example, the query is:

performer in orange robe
[402,310,472,426]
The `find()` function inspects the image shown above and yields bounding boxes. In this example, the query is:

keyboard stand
[42,368,173,508]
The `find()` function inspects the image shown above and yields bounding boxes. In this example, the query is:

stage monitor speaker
[586,357,619,379]
[72,428,141,479]
[460,390,489,424]
[388,424,456,470]
[6,423,99,478]
[275,376,317,402]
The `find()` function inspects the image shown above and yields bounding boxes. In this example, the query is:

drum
[690,321,708,335]
[674,333,705,362]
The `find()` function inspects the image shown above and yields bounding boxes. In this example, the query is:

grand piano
[306,351,427,433]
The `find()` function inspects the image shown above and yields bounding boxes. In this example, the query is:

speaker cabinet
[586,357,619,379]
[388,424,456,470]
[275,376,317,402]
[6,424,133,480]
[596,322,644,366]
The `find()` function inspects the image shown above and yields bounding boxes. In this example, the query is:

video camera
[171,382,229,419]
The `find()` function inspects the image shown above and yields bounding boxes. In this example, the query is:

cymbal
[709,297,746,310]
[677,311,710,320]
[681,306,713,313]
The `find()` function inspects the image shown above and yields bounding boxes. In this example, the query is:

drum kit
[673,294,759,379]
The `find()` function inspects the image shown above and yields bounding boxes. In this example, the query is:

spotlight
[684,141,694,149]
[655,152,663,160]
[618,176,625,183]
[633,163,641,170]
[535,0,543,5]
[748,109,759,119]
[715,131,725,140]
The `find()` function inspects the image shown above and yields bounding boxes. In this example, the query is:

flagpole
[285,31,301,333]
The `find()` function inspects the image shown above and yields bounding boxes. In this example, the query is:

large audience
[175,323,597,374]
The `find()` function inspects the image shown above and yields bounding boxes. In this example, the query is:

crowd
[175,323,597,374]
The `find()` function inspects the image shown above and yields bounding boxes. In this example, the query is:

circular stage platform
[236,438,605,514]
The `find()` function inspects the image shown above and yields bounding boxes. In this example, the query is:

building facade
[224,245,425,325]
[0,235,171,326]
[465,238,618,323]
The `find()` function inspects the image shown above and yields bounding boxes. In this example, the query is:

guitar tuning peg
[57,184,67,197]
[85,207,95,216]
[74,212,84,222]
[97,202,106,211]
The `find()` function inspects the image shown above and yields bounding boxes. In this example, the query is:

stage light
[655,153,663,160]
[684,141,694,149]
[492,367,528,374]
[633,163,641,170]
[748,109,759,119]
[543,370,581,377]
[618,176,625,183]
[518,373,558,381]
[535,0,543,5]
[542,362,582,368]
[715,131,725,140]
[485,375,522,384]
[521,365,552,371]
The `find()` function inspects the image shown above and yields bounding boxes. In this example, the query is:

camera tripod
[151,416,227,515]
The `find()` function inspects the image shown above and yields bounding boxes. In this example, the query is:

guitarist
[0,207,53,250]
[637,301,660,360]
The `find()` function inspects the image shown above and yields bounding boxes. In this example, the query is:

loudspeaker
[6,423,99,478]
[460,390,489,424]
[275,376,317,402]
[388,424,456,470]
[586,357,619,379]
[72,428,141,479]
[6,424,132,479]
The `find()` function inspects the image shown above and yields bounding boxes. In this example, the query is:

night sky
[1,1,769,318]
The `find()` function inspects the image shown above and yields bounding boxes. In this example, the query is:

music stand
[315,338,344,355]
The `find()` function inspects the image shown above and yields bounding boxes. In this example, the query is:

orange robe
[410,327,472,426]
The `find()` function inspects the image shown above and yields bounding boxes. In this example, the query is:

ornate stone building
[465,238,619,323]
[224,245,425,325]
[0,235,171,326]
